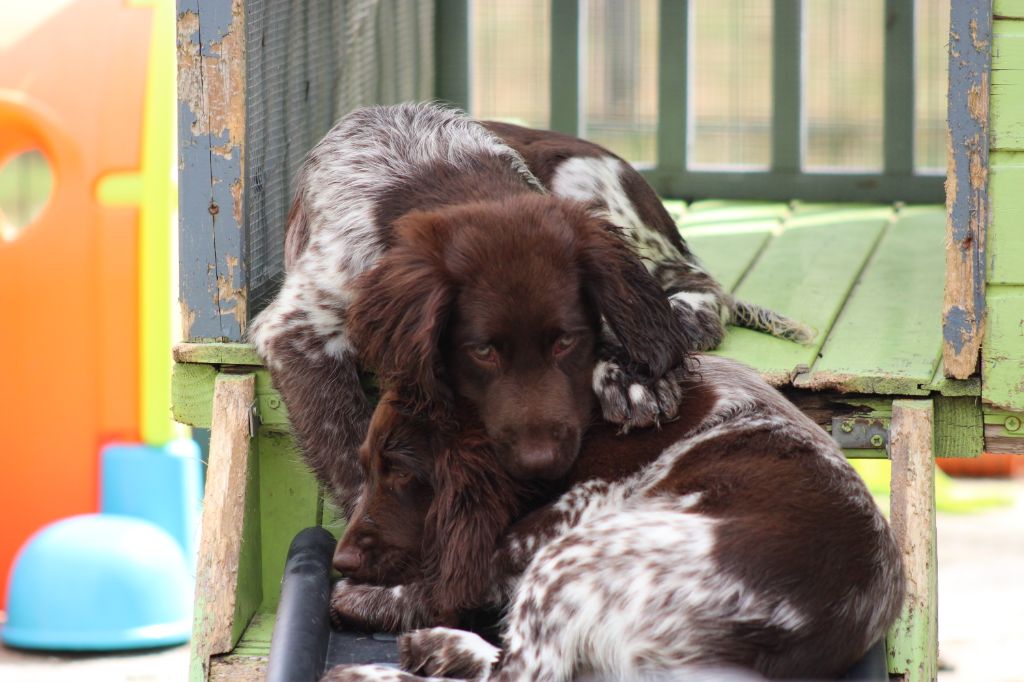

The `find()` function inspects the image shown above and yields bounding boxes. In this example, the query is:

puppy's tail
[725,296,816,344]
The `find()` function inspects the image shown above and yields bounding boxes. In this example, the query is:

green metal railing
[435,0,945,204]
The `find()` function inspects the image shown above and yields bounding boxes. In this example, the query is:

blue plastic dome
[2,514,193,650]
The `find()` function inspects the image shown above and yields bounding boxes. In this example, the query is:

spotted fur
[328,356,904,681]
[251,104,810,510]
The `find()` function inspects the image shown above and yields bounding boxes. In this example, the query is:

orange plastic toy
[0,0,155,606]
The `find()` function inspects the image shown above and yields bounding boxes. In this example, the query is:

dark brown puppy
[347,194,683,482]
[249,104,690,511]
[330,356,904,681]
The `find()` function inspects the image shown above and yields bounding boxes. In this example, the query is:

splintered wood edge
[886,400,938,681]
[191,373,256,674]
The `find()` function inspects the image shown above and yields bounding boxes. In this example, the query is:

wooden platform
[172,200,1021,681]
[667,201,961,396]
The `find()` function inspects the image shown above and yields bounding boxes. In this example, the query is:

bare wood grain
[190,373,256,681]
[887,400,938,682]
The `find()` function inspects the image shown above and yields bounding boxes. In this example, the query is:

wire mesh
[245,0,435,315]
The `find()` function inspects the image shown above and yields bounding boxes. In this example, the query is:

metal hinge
[831,417,890,453]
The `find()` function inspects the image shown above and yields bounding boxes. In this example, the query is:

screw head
[840,421,854,433]
[1006,416,1022,432]
[268,397,281,409]
[870,434,885,448]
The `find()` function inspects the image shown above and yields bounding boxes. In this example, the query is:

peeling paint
[944,1,991,379]
[180,298,197,341]
[177,0,247,343]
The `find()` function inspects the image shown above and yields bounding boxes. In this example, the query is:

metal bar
[657,0,689,173]
[772,0,803,173]
[550,0,581,135]
[943,0,991,379]
[435,0,471,111]
[884,0,915,176]
[640,167,944,204]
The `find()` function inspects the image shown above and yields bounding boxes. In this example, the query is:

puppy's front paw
[331,580,397,633]
[321,664,417,682]
[592,357,685,431]
[399,627,500,681]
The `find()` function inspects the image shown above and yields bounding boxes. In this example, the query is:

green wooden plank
[171,362,217,427]
[174,342,263,366]
[772,0,802,173]
[258,429,323,610]
[550,0,581,135]
[709,212,889,384]
[661,198,687,224]
[988,152,1024,284]
[795,208,944,394]
[995,0,1024,18]
[934,396,985,459]
[992,19,1024,151]
[232,435,263,647]
[982,286,1024,411]
[657,0,689,171]
[924,360,982,397]
[883,0,915,176]
[679,200,790,226]
[790,201,889,216]
[684,226,773,292]
[232,609,275,656]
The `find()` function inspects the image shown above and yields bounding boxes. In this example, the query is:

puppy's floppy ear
[348,211,455,420]
[423,434,521,613]
[573,214,689,379]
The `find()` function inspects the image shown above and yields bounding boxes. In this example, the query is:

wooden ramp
[676,201,955,397]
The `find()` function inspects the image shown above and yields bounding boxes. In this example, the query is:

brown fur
[347,194,688,482]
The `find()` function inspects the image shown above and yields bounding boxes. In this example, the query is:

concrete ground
[1,478,1021,681]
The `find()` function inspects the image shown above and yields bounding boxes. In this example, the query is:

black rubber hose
[266,526,336,682]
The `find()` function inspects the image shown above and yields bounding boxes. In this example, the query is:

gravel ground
[1,478,1021,681]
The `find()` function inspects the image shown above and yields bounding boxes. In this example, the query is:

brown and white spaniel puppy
[250,102,811,510]
[326,355,903,681]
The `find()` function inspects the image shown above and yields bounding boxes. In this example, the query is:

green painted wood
[679,201,790,226]
[883,0,915,176]
[661,198,687,224]
[434,0,470,111]
[174,342,262,366]
[172,362,217,427]
[642,167,944,204]
[232,433,263,646]
[657,0,689,171]
[772,0,802,173]
[924,361,982,397]
[709,212,890,384]
[934,396,985,458]
[549,0,581,135]
[995,0,1024,18]
[257,429,323,610]
[795,208,944,395]
[231,609,275,656]
[993,19,1024,150]
[790,202,886,216]
[988,152,1024,284]
[982,286,1024,411]
[683,226,773,292]
[886,400,938,682]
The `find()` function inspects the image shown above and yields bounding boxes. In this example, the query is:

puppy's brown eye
[470,344,497,363]
[553,333,577,356]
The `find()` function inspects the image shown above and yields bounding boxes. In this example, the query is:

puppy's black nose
[333,546,363,574]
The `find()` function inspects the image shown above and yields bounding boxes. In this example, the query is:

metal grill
[245,0,435,313]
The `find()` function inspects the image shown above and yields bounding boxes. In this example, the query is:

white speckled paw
[399,627,500,681]
[592,357,685,431]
